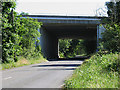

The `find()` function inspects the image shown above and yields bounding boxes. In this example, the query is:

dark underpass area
[41,24,97,60]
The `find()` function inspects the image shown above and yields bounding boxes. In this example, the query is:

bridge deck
[22,15,103,25]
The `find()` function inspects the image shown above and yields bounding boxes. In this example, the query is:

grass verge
[64,53,119,88]
[2,56,47,70]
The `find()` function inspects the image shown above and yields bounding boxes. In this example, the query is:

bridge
[22,15,105,60]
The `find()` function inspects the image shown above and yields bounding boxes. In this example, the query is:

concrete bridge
[22,15,105,60]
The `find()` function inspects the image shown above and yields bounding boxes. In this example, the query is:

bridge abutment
[40,28,58,60]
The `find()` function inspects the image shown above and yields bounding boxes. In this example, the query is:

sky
[15,0,110,16]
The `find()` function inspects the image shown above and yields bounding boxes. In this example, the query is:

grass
[2,56,47,70]
[64,53,119,88]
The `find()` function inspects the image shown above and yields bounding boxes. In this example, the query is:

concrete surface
[2,60,83,88]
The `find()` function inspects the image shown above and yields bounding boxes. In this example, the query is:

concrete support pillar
[96,25,106,51]
[40,27,58,60]
[96,25,99,52]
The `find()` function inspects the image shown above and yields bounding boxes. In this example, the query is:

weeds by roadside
[2,56,47,70]
[64,53,119,88]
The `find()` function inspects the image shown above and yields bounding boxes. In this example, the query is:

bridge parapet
[22,15,102,25]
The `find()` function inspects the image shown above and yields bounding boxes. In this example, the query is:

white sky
[15,0,110,16]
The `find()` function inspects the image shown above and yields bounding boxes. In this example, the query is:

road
[2,60,83,88]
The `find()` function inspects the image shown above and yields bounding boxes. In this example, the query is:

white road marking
[4,77,12,80]
[60,84,65,88]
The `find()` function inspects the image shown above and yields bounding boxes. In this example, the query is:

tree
[59,39,86,58]
[59,39,71,58]
[2,2,42,63]
[20,12,29,15]
[100,1,120,53]
[101,24,120,52]
[105,1,120,23]
[19,18,42,59]
[2,2,20,63]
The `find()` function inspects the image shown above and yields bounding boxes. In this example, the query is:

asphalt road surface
[2,60,83,88]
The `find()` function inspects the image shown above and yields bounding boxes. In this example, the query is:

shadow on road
[32,59,84,71]
[37,68,77,71]
[32,64,81,67]
[48,56,90,61]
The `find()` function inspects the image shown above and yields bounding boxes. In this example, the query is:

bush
[2,2,43,63]
[64,53,119,88]
[101,24,120,53]
[59,39,87,58]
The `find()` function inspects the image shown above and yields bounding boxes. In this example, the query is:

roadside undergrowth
[2,56,47,70]
[64,53,119,88]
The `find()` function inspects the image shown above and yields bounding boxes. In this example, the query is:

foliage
[18,18,42,60]
[20,12,29,15]
[59,39,86,58]
[2,2,43,63]
[101,24,120,52]
[105,1,120,23]
[59,39,71,58]
[2,56,46,70]
[65,39,86,57]
[2,2,20,63]
[64,53,119,88]
[100,1,120,53]
[0,2,2,31]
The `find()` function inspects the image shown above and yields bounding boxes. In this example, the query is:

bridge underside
[40,23,97,60]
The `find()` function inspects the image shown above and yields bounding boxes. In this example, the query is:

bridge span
[23,15,105,60]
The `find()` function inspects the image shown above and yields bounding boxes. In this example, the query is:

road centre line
[4,77,12,80]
